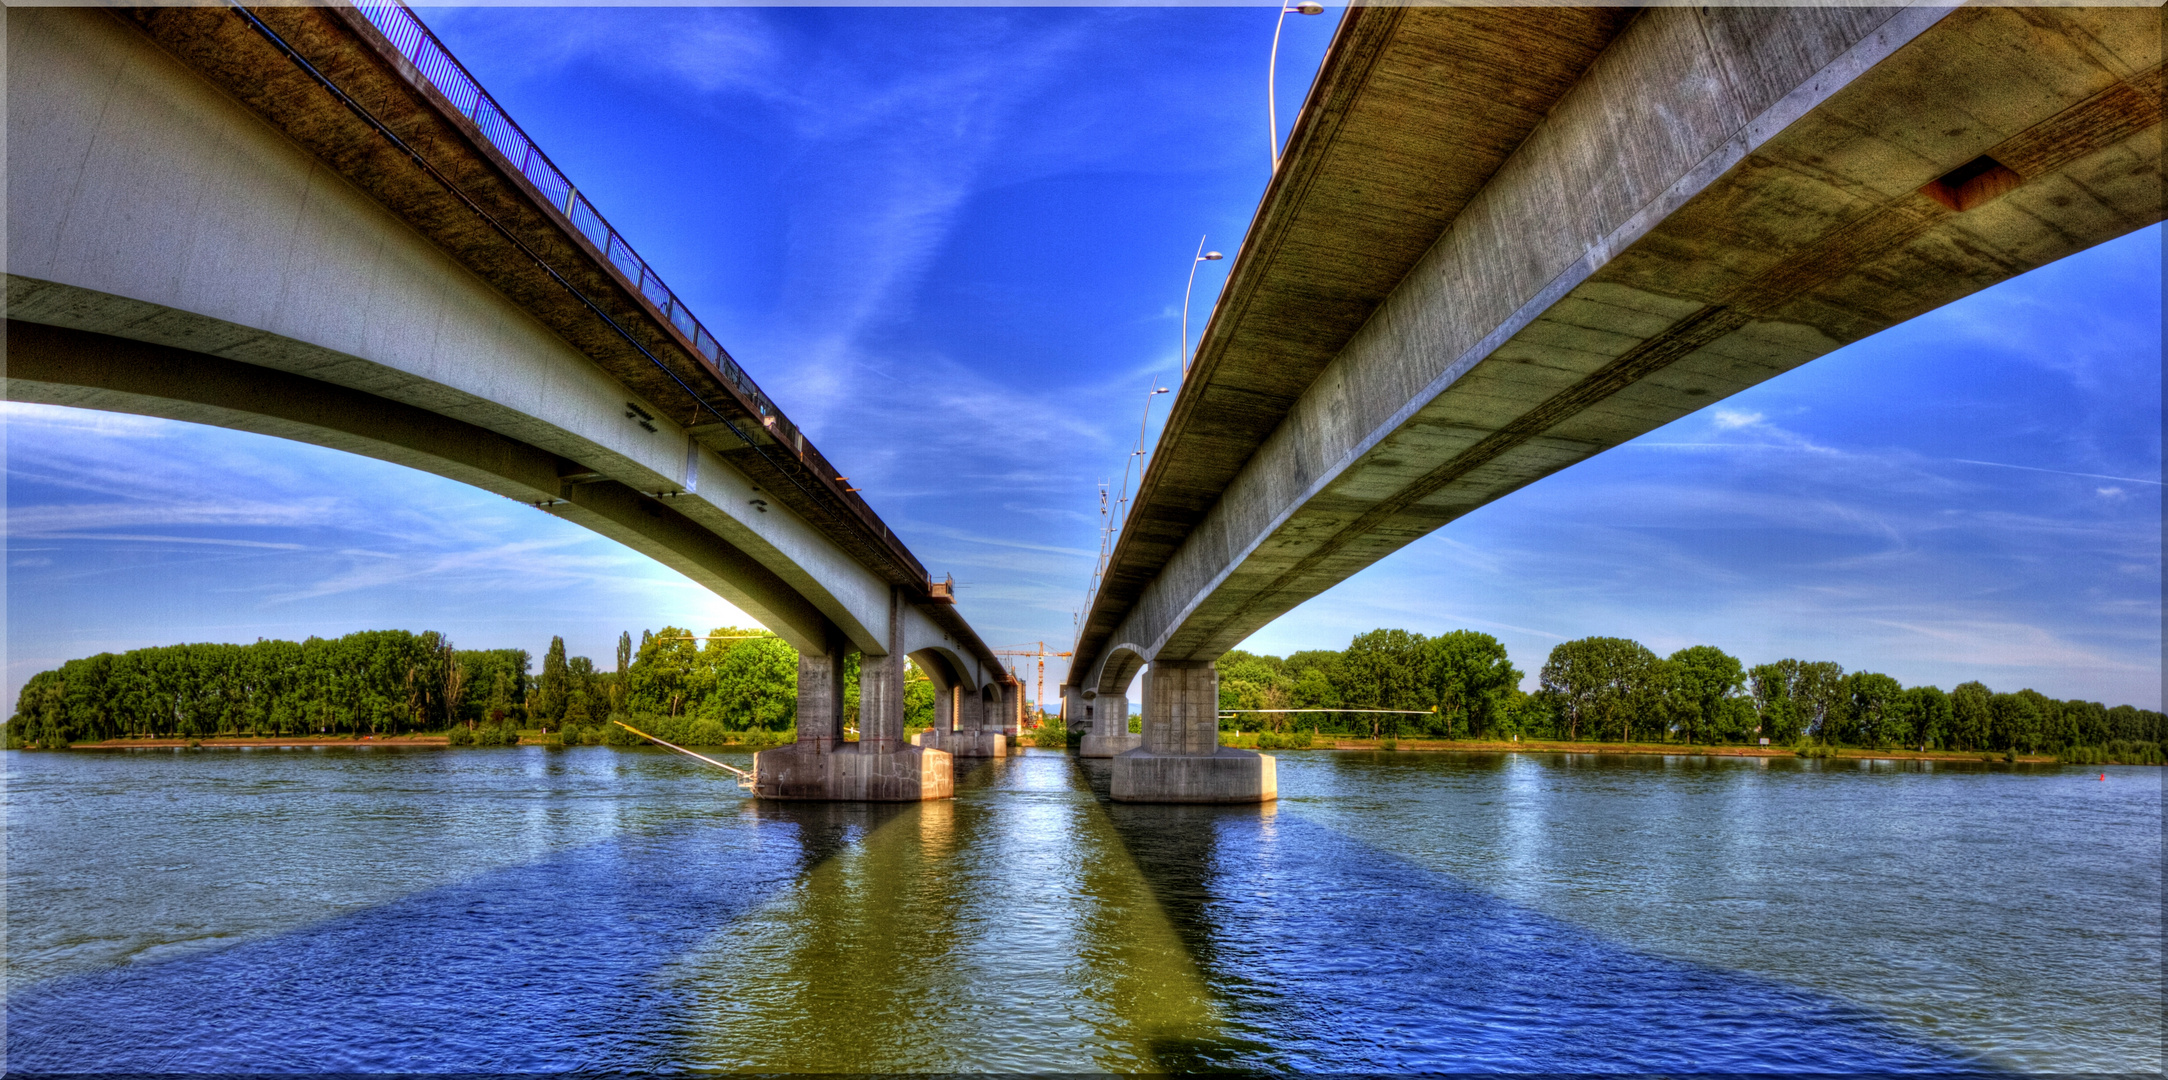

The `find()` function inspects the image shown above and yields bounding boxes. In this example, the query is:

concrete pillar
[958,687,984,733]
[1078,691,1138,758]
[932,680,957,735]
[858,650,906,753]
[1062,685,1088,734]
[1008,685,1026,735]
[1111,660,1274,803]
[753,594,951,802]
[795,650,846,754]
[1141,663,1217,754]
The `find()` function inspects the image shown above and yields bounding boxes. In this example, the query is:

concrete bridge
[5,5,1021,799]
[1068,5,2162,801]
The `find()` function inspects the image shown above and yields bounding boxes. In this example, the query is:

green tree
[1991,692,2044,753]
[1950,681,1992,750]
[628,627,700,717]
[1841,672,1905,747]
[1290,666,1341,711]
[533,636,570,730]
[1904,685,1952,749]
[1342,629,1428,736]
[1422,631,1520,739]
[1664,645,1744,746]
[1541,637,1659,742]
[699,637,799,731]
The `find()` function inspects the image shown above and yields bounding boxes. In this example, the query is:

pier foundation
[1110,661,1274,803]
[757,648,953,801]
[1078,692,1139,757]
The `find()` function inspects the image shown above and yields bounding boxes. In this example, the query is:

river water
[4,746,2159,1072]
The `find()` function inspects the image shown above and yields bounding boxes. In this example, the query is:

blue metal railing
[349,0,788,442]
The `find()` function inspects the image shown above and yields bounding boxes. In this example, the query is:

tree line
[1217,629,2165,760]
[8,626,947,748]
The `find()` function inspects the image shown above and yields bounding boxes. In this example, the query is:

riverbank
[62,734,453,749]
[1218,733,2067,764]
[47,732,2074,765]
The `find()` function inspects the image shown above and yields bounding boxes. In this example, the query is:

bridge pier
[918,679,1005,757]
[1079,691,1139,758]
[1110,662,1274,804]
[756,648,953,802]
[1063,686,1089,737]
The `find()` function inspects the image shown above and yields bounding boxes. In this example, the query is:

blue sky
[7,8,2160,711]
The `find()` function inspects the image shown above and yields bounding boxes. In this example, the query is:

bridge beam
[1071,5,2162,719]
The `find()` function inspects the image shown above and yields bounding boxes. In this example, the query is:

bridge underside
[1072,5,2159,802]
[8,6,1021,800]
[1084,4,2161,684]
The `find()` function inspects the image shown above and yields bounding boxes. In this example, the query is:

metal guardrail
[345,0,930,589]
[350,0,789,446]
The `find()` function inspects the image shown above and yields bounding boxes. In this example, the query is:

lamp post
[1181,237,1223,375]
[1269,1,1327,171]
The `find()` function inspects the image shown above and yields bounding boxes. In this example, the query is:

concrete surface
[1110,660,1276,803]
[1109,749,1277,805]
[1078,733,1143,759]
[1070,5,2162,697]
[753,742,954,801]
[6,6,1016,803]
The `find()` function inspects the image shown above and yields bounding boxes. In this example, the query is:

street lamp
[1181,238,1224,375]
[1269,1,1327,171]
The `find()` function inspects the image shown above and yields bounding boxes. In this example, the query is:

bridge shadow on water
[1068,754,1988,1075]
[4,797,909,1074]
[9,750,1997,1074]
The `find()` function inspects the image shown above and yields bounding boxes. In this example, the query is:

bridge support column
[996,685,1023,737]
[794,650,846,754]
[1062,685,1088,737]
[943,685,1006,758]
[918,679,956,750]
[1111,661,1274,804]
[1079,691,1139,758]
[753,590,951,801]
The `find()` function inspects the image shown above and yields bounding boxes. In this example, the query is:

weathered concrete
[994,683,1025,738]
[1072,6,2163,705]
[1077,692,1137,758]
[752,743,954,802]
[1109,749,1277,805]
[1079,732,1142,758]
[1062,686,1091,736]
[756,589,954,800]
[794,650,848,755]
[1111,662,1274,804]
[914,682,1007,757]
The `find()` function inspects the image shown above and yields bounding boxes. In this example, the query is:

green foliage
[16,621,2161,766]
[904,674,937,730]
[1541,637,1660,742]
[1030,715,1069,748]
[1665,646,1744,746]
[695,637,800,731]
[1424,630,1521,739]
[8,630,465,745]
[533,636,570,730]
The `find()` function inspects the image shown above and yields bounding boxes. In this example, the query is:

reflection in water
[672,756,1228,1072]
[5,747,2156,1071]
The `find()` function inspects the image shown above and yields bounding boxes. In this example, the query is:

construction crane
[992,641,1072,725]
